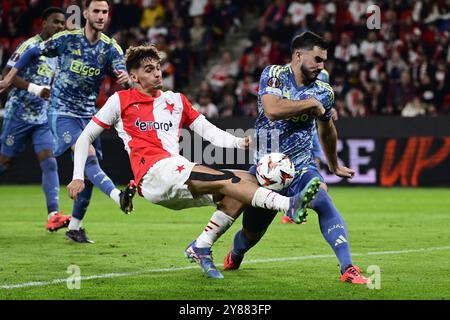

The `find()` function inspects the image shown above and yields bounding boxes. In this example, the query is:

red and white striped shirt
[93,88,202,184]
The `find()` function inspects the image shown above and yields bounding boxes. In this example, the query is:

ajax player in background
[67,45,319,278]
[0,0,135,243]
[0,7,68,232]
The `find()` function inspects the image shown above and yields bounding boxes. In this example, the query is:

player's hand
[114,70,131,88]
[332,166,355,179]
[331,107,338,121]
[237,136,252,149]
[40,86,51,100]
[67,179,85,201]
[309,98,325,117]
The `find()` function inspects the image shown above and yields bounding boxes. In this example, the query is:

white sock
[68,217,82,230]
[109,188,121,206]
[196,210,235,248]
[251,187,290,213]
[48,211,58,220]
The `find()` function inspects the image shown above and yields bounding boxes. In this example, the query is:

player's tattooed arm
[317,120,355,179]
[261,94,325,121]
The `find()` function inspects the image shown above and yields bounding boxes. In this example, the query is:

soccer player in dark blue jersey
[0,0,135,243]
[220,32,370,284]
[0,7,70,232]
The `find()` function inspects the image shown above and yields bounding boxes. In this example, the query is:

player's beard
[300,64,318,84]
[88,20,105,32]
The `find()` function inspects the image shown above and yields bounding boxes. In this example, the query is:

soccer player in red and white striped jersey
[67,45,316,278]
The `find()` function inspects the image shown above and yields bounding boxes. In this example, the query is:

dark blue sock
[310,188,353,273]
[72,180,94,220]
[39,157,59,213]
[84,155,116,196]
[0,163,8,176]
[231,230,259,257]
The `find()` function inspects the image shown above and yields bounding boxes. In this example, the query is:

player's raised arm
[259,65,325,121]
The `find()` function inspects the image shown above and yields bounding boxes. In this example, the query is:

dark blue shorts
[48,114,102,159]
[0,118,54,157]
[243,164,324,233]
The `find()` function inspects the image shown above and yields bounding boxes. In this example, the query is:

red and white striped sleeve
[180,93,202,126]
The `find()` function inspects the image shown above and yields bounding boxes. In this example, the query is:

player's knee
[36,149,54,162]
[39,157,58,172]
[86,155,99,166]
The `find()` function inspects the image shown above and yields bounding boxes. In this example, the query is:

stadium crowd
[1,0,450,118]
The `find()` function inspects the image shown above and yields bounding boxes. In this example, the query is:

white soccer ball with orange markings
[256,153,295,191]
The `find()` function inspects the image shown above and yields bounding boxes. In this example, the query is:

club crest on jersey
[5,135,14,146]
[135,118,173,132]
[63,131,72,144]
[267,77,281,88]
[97,53,106,66]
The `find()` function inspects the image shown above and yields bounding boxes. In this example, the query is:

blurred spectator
[147,16,168,43]
[360,31,386,62]
[160,51,175,90]
[207,50,239,92]
[334,32,359,63]
[401,96,428,116]
[140,0,165,30]
[111,0,141,32]
[288,0,314,26]
[194,94,219,119]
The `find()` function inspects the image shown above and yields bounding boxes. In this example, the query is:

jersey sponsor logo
[37,63,54,77]
[135,118,173,132]
[267,77,281,88]
[69,59,101,77]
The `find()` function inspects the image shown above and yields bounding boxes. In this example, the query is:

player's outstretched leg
[185,240,224,279]
[119,180,137,214]
[310,187,369,284]
[284,177,321,224]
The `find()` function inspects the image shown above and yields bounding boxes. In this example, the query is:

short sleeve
[181,93,202,126]
[93,93,121,129]
[316,83,335,122]
[6,38,38,68]
[258,65,283,98]
[37,31,70,58]
[108,39,127,74]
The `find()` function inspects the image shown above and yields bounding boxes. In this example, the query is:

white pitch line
[1,245,450,290]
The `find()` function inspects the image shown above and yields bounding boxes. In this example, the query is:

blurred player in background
[0,0,134,243]
[219,32,369,284]
[0,7,69,231]
[67,45,318,278]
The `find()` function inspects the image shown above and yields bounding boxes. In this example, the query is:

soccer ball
[256,153,295,191]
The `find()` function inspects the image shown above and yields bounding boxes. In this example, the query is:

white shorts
[140,155,214,210]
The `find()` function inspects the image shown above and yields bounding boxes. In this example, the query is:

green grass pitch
[0,186,449,300]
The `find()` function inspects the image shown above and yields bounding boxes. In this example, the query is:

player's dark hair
[42,7,65,20]
[125,45,162,71]
[85,0,111,8]
[291,31,328,53]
